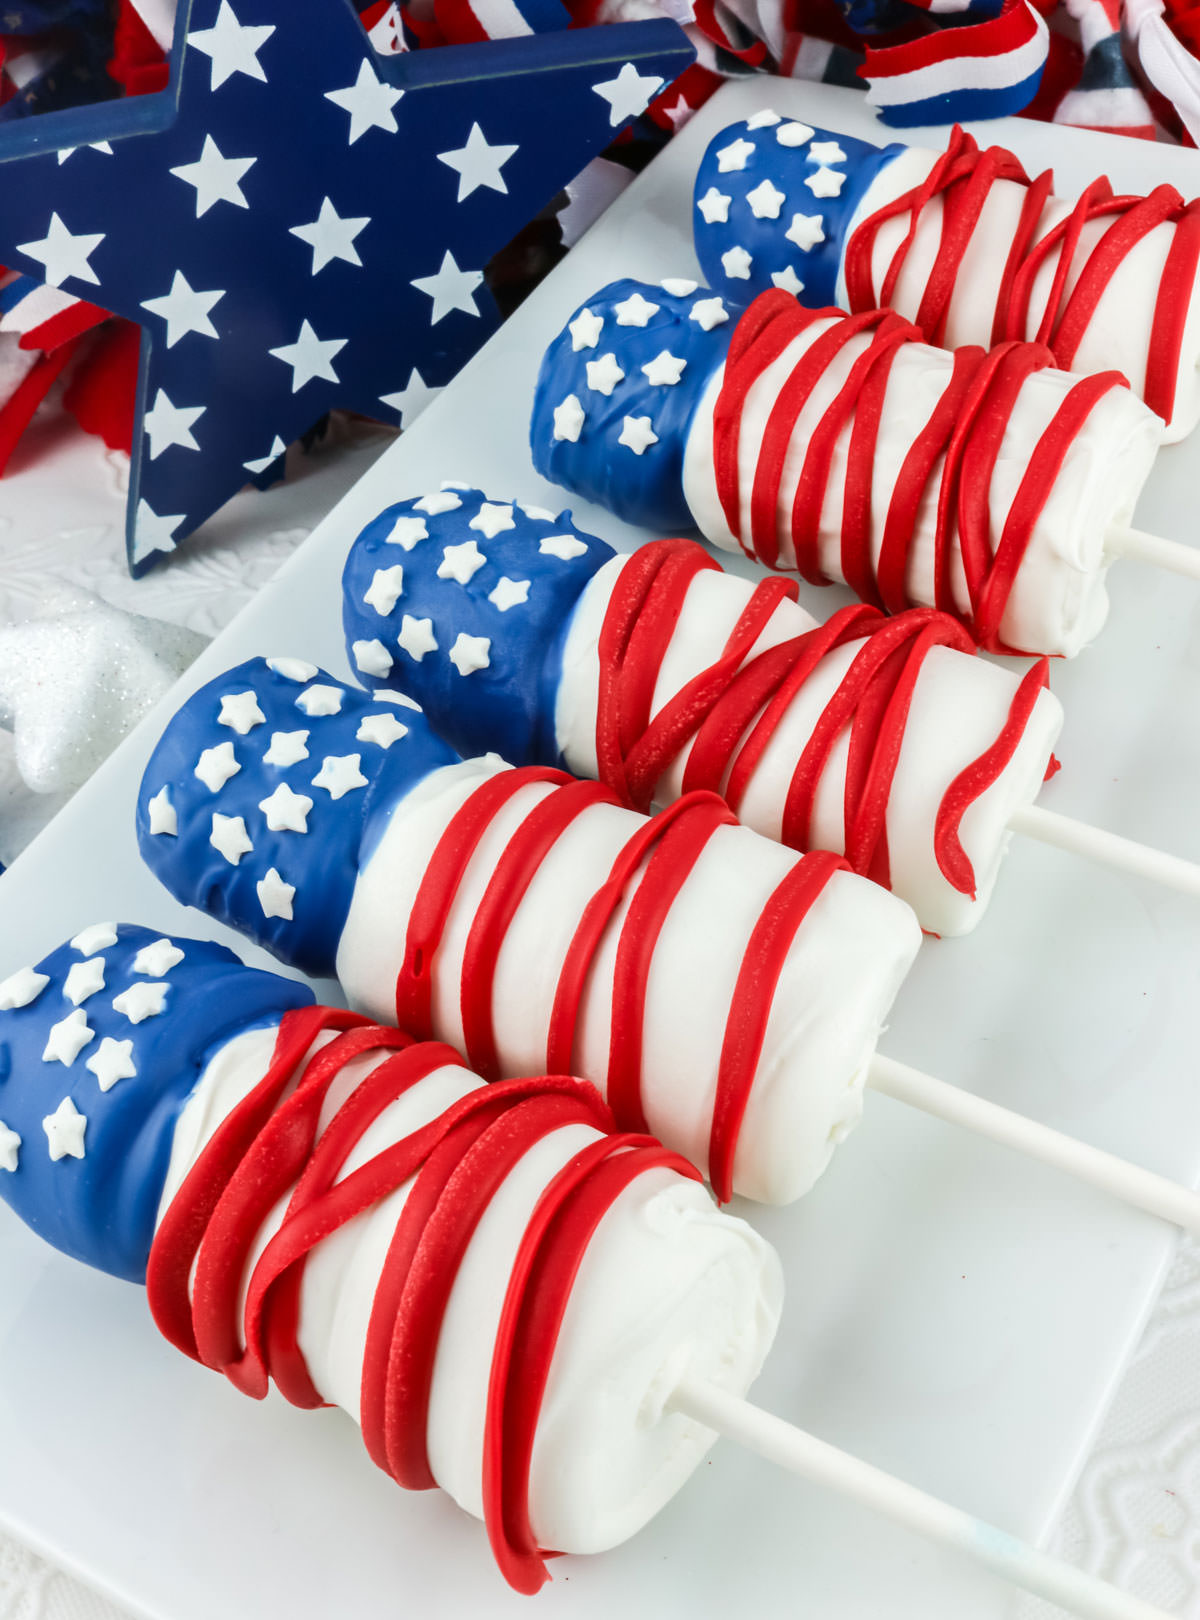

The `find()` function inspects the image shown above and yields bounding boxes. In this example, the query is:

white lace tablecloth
[0,417,1197,1620]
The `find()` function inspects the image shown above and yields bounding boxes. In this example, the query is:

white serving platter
[2,77,1200,1620]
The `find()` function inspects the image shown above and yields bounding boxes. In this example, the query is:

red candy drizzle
[393,763,844,1202]
[712,290,1126,653]
[147,1006,699,1594]
[843,124,1200,427]
[591,536,1049,905]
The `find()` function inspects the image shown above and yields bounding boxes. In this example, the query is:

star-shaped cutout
[642,350,686,386]
[325,58,404,144]
[438,539,488,584]
[43,1097,87,1162]
[690,297,729,331]
[540,534,588,560]
[290,196,370,275]
[63,958,106,1007]
[0,2,692,575]
[569,308,604,350]
[113,981,170,1023]
[312,753,368,799]
[218,689,266,734]
[696,187,731,225]
[132,939,185,975]
[147,786,178,835]
[71,924,118,955]
[747,179,785,219]
[16,211,104,288]
[144,389,206,458]
[553,394,585,442]
[259,782,313,832]
[721,246,752,280]
[86,1037,137,1093]
[716,137,754,173]
[353,638,394,677]
[785,212,826,253]
[195,739,241,791]
[805,167,845,199]
[489,576,531,611]
[0,1121,20,1173]
[586,353,625,396]
[613,292,659,327]
[619,415,658,454]
[257,866,295,920]
[808,140,846,166]
[0,966,49,1010]
[777,121,814,147]
[397,614,438,661]
[592,61,664,126]
[43,1009,94,1066]
[364,565,405,616]
[189,1,276,90]
[449,632,491,676]
[771,265,805,294]
[357,712,409,748]
[437,122,518,202]
[264,729,310,766]
[210,812,254,864]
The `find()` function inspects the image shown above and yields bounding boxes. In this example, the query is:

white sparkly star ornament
[642,351,686,387]
[586,353,625,396]
[325,58,404,144]
[489,577,531,612]
[747,179,785,219]
[170,134,255,217]
[211,812,254,865]
[397,614,439,662]
[437,122,518,202]
[357,713,409,748]
[147,786,178,835]
[290,196,370,275]
[0,966,49,1010]
[44,1097,87,1162]
[133,939,185,976]
[805,167,845,199]
[63,958,106,1007]
[218,690,266,734]
[43,1009,95,1066]
[353,638,394,677]
[259,782,314,833]
[592,62,663,126]
[449,633,491,676]
[569,308,604,350]
[140,270,224,347]
[469,502,515,540]
[112,982,170,1024]
[553,395,585,442]
[16,211,104,288]
[364,565,405,616]
[0,1122,20,1173]
[411,251,483,324]
[264,730,310,766]
[614,292,659,327]
[438,539,488,584]
[257,868,296,920]
[188,1,275,90]
[195,740,241,792]
[269,320,347,391]
[86,1038,137,1093]
[313,754,369,799]
[721,246,752,281]
[618,415,659,455]
[696,188,731,225]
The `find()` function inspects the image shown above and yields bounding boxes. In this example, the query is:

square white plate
[3,78,1200,1620]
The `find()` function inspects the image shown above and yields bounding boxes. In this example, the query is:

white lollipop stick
[670,1376,1170,1620]
[869,1054,1200,1237]
[1107,523,1200,583]
[1010,803,1200,902]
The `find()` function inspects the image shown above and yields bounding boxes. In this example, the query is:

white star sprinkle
[397,614,438,661]
[188,1,274,89]
[269,319,347,391]
[0,1122,19,1173]
[785,212,826,252]
[696,187,731,225]
[289,195,370,275]
[259,782,313,833]
[469,502,515,540]
[613,292,659,327]
[379,368,442,428]
[540,534,588,561]
[267,657,318,682]
[520,504,556,522]
[448,632,491,676]
[364,565,405,616]
[747,179,786,219]
[210,813,253,865]
[325,58,404,143]
[618,415,659,455]
[552,394,585,442]
[592,61,663,126]
[808,140,846,166]
[746,109,781,128]
[374,690,421,710]
[263,730,309,766]
[414,491,461,515]
[0,966,49,1010]
[86,1038,137,1094]
[642,351,686,386]
[295,685,343,716]
[721,246,753,281]
[257,867,295,920]
[353,638,394,677]
[437,121,517,202]
[112,981,169,1024]
[43,1009,94,1066]
[147,786,177,836]
[143,389,205,459]
[586,353,625,396]
[195,740,241,792]
[776,121,814,147]
[716,137,755,172]
[63,958,105,1007]
[140,270,224,347]
[690,297,729,331]
[438,539,487,584]
[772,266,805,294]
[489,577,530,611]
[569,308,604,350]
[312,754,368,799]
[17,211,104,288]
[132,939,184,976]
[170,134,255,217]
[411,250,483,324]
[805,166,844,199]
[70,924,117,955]
[385,515,428,549]
[357,713,409,748]
[43,1097,86,1162]
[218,690,266,734]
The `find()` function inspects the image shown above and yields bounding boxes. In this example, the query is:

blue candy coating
[531,277,733,531]
[342,488,613,766]
[0,925,313,1284]
[137,657,459,977]
[692,113,904,308]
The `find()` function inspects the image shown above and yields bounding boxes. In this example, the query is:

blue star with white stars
[0,0,691,574]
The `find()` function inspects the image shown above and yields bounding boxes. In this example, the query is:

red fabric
[61,318,141,453]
